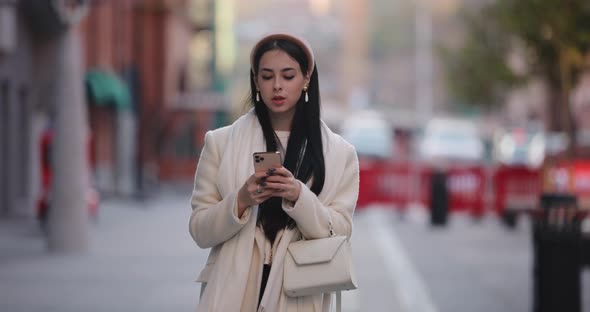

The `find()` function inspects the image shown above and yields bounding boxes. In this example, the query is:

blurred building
[0,0,231,220]
[0,0,90,228]
[82,0,231,193]
[0,1,36,217]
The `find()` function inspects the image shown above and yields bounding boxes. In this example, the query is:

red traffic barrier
[571,160,590,210]
[448,166,487,217]
[493,165,542,216]
[357,158,416,210]
[419,165,487,217]
[358,157,488,219]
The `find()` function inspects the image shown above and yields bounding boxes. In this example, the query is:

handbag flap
[287,235,347,265]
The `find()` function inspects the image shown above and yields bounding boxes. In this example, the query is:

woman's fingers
[264,178,300,201]
[254,171,268,179]
[239,173,271,207]
[241,167,300,203]
[269,167,292,178]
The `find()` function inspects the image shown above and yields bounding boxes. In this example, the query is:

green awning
[85,69,131,110]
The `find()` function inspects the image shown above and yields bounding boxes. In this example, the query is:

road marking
[366,208,438,312]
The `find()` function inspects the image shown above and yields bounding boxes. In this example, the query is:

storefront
[0,1,36,217]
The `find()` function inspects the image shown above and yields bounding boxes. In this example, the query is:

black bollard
[430,169,449,226]
[532,193,582,312]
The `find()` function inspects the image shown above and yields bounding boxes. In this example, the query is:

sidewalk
[0,190,404,312]
[0,191,206,312]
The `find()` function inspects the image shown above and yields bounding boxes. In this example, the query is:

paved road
[386,205,590,312]
[1,192,588,311]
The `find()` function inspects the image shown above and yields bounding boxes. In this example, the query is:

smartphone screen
[253,151,282,173]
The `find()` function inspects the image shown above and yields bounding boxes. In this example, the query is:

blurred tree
[442,0,590,153]
[368,0,415,110]
[440,6,522,110]
[369,0,414,62]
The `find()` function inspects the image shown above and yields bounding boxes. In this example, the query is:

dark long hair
[250,39,326,242]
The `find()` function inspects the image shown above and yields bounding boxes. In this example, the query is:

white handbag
[283,221,358,311]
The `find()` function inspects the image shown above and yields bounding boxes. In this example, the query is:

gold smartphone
[253,151,282,173]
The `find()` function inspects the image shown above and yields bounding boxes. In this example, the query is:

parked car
[418,117,485,165]
[492,126,545,168]
[340,109,394,159]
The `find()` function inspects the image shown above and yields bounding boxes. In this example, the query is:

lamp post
[22,0,90,253]
[49,25,89,253]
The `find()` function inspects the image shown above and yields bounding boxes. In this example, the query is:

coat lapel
[201,110,266,311]
[216,110,265,197]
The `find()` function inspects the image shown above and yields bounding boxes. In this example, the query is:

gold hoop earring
[256,91,260,102]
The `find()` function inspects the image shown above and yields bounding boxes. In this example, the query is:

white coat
[189,109,359,311]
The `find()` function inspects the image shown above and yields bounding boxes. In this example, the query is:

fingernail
[261,177,266,182]
[261,182,267,187]
[267,170,274,176]
[269,168,276,172]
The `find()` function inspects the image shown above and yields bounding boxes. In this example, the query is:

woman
[189,33,359,312]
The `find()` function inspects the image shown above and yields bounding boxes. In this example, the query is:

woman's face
[256,49,309,119]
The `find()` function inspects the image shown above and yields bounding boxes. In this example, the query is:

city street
[1,190,589,312]
[376,205,590,312]
[3,1,590,312]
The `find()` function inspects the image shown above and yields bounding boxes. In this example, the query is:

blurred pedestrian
[188,33,359,311]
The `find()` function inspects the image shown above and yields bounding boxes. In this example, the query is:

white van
[419,117,485,164]
[340,110,394,159]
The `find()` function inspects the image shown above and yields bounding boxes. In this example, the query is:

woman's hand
[237,172,273,217]
[264,167,301,202]
[236,167,301,217]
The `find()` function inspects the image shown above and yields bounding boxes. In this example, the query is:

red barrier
[358,155,589,222]
[448,166,487,217]
[571,160,590,210]
[358,158,488,217]
[493,165,541,216]
[419,165,487,217]
[357,158,415,210]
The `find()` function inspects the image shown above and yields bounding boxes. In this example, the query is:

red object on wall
[36,127,99,222]
[39,129,53,192]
